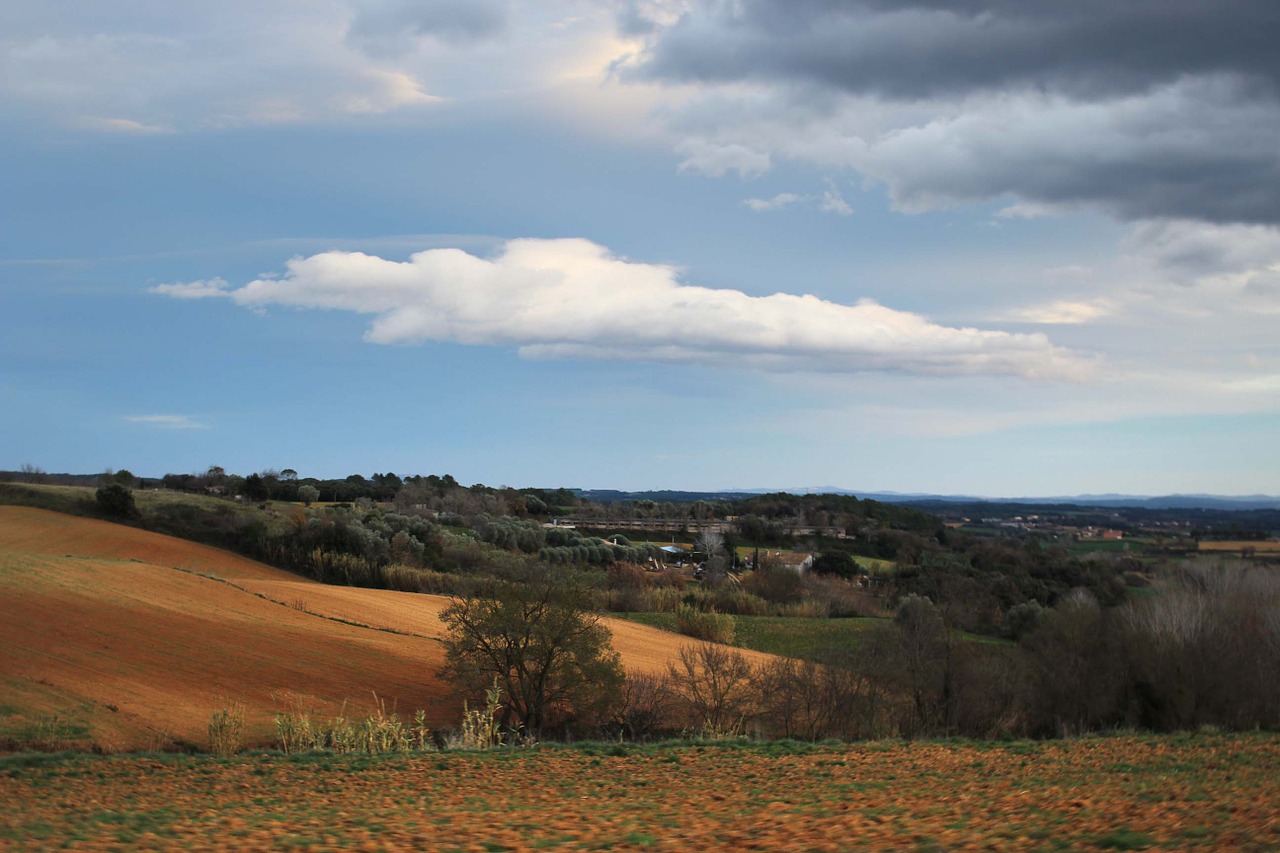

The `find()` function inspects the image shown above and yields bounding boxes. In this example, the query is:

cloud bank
[152,238,1087,379]
[624,1,1280,226]
[629,1,1280,99]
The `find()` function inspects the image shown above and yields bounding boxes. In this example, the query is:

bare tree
[667,642,755,736]
[696,529,724,558]
[612,673,677,740]
[18,463,47,484]
[755,658,838,740]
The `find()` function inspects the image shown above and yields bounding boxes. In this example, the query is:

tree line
[442,559,1280,741]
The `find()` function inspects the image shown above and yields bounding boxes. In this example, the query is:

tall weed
[208,703,245,756]
[274,711,319,754]
[449,679,505,750]
[274,694,434,754]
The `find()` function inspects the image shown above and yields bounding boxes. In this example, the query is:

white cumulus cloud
[156,238,1092,379]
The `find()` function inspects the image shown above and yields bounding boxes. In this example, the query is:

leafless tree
[613,673,677,740]
[667,642,755,736]
[696,529,724,557]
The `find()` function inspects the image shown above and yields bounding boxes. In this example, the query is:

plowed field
[3,735,1278,851]
[0,507,763,751]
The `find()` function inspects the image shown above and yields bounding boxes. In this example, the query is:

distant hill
[574,488,756,503]
[581,486,1280,511]
[9,472,1274,511]
[864,493,1280,511]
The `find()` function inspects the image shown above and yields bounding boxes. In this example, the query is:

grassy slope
[621,612,885,660]
[622,611,1011,660]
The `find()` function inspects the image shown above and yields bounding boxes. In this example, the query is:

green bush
[675,605,735,644]
[710,587,770,616]
[646,587,686,613]
[383,564,490,596]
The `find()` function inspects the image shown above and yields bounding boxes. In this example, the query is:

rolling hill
[0,507,762,752]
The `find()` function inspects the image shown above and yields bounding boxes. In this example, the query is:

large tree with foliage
[439,562,623,736]
[243,473,269,502]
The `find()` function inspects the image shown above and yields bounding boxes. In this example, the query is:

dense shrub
[95,484,139,520]
[741,562,805,605]
[708,587,771,616]
[1002,600,1046,640]
[674,604,735,644]
[810,551,859,579]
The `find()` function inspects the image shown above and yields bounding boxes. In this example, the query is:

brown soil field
[0,547,454,751]
[0,508,766,751]
[1198,540,1280,555]
[3,734,1278,851]
[0,506,301,581]
[232,578,770,678]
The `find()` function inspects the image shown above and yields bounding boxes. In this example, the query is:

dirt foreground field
[0,507,769,751]
[3,734,1279,852]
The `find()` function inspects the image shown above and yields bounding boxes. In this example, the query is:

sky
[2,0,1279,496]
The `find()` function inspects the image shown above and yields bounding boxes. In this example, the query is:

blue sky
[3,1,1279,496]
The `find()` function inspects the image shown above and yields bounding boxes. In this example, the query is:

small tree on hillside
[297,484,320,506]
[440,562,624,737]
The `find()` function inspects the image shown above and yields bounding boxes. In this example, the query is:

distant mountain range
[719,488,1280,511]
[8,471,1275,512]
[573,486,1280,511]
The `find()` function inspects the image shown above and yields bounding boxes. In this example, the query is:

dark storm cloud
[627,0,1280,225]
[630,0,1280,99]
[851,74,1280,224]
